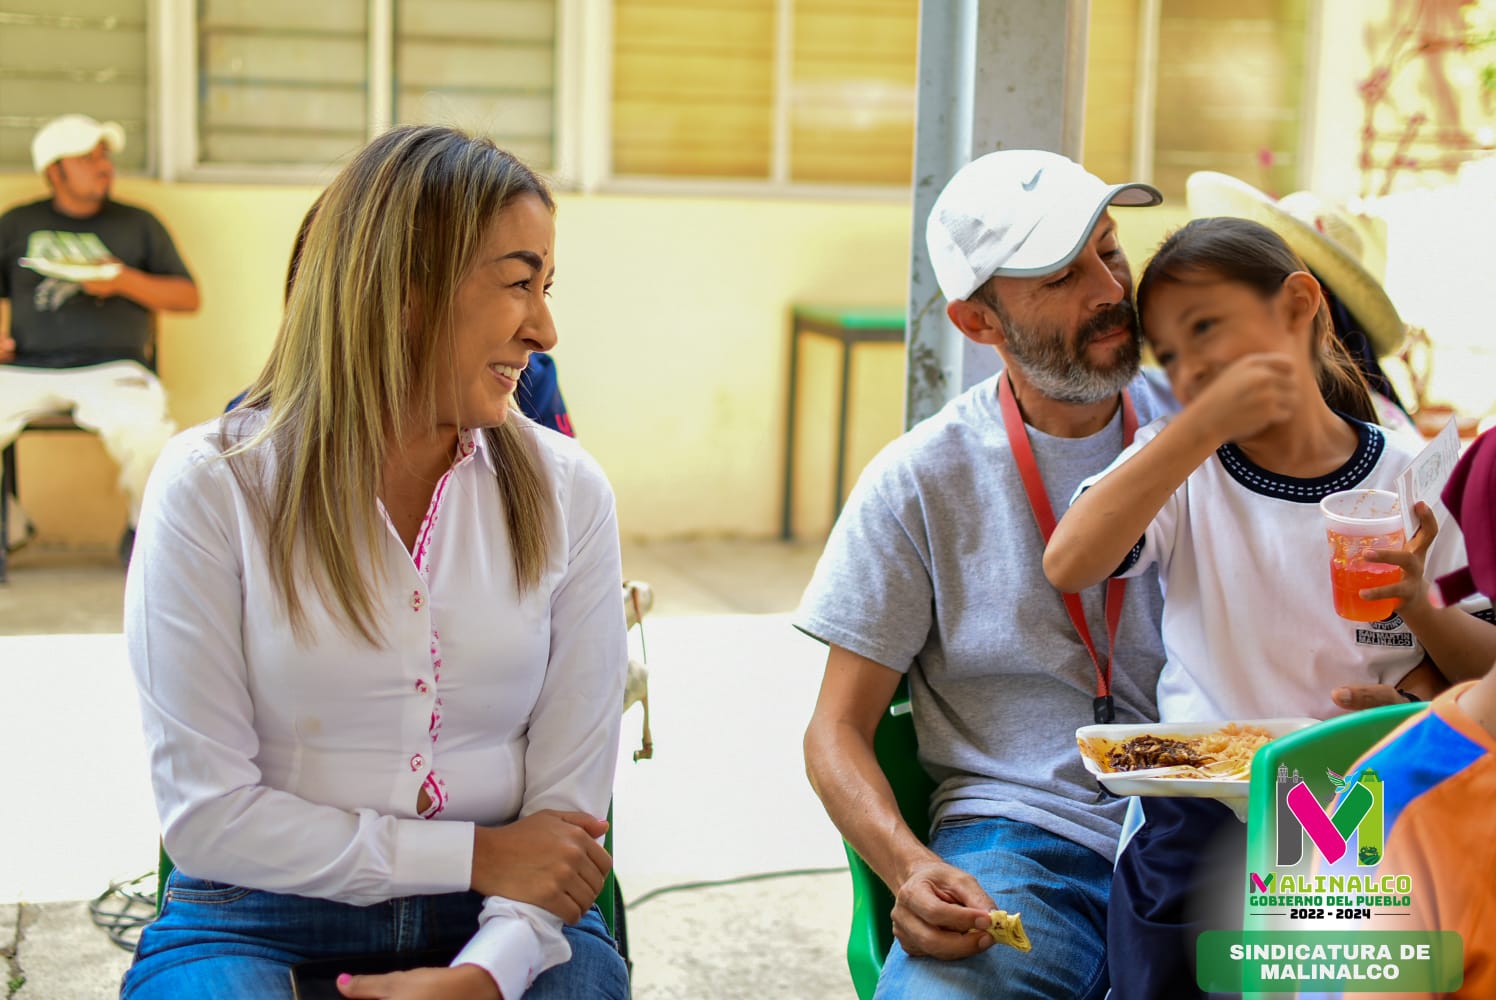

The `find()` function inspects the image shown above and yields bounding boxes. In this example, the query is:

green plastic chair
[1239,702,1423,998]
[600,804,626,958]
[155,841,173,916]
[844,676,938,1000]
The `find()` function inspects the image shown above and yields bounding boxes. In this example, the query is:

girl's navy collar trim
[1216,415,1384,504]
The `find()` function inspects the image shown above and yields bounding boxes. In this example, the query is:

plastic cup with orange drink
[1320,489,1406,622]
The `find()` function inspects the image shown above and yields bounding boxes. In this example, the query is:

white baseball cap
[32,114,125,173]
[925,149,1162,302]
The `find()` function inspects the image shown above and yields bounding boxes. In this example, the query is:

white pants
[1,361,176,534]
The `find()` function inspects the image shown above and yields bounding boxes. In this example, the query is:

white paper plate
[19,257,122,283]
[1075,718,1319,802]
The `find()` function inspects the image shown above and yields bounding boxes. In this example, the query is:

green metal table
[781,305,905,540]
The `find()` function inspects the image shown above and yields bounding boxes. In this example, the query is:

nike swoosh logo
[1022,169,1043,191]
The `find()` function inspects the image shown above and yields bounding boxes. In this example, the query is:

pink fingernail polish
[337,973,352,986]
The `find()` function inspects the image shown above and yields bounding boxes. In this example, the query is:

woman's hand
[471,810,611,923]
[336,963,500,999]
[1361,501,1439,619]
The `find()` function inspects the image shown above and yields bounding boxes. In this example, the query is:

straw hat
[1184,171,1406,356]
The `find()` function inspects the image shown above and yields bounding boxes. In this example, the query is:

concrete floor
[0,538,858,999]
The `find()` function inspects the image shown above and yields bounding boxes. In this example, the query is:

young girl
[1042,217,1496,999]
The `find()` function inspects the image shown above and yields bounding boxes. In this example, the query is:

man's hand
[80,262,130,299]
[336,963,501,999]
[0,336,14,364]
[76,264,200,313]
[1331,685,1408,712]
[891,859,1000,960]
[1333,659,1448,711]
[1187,353,1298,446]
[470,810,611,924]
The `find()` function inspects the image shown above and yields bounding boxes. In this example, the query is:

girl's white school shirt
[1080,417,1485,723]
[124,412,626,1000]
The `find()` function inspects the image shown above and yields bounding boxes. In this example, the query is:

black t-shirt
[0,198,193,368]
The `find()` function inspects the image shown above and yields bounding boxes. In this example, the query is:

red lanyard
[998,373,1137,724]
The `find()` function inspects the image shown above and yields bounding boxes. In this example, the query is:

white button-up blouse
[124,412,626,999]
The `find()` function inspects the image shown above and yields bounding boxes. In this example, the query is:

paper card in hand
[1397,418,1461,536]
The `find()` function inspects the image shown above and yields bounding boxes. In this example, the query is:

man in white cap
[797,149,1178,998]
[1,114,199,565]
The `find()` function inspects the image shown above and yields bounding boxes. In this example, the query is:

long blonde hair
[223,125,556,644]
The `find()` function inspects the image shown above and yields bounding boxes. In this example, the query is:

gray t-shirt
[796,370,1178,860]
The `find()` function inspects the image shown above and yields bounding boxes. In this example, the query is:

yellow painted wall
[0,173,919,545]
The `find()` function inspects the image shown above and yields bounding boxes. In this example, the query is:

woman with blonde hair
[121,125,629,1000]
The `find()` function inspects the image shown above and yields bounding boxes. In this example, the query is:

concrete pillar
[905,0,1091,426]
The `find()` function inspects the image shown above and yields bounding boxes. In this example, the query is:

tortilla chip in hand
[971,908,1031,952]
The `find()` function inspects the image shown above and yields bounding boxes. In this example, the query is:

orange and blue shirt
[1342,682,1496,999]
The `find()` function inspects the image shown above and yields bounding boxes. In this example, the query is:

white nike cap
[925,149,1162,302]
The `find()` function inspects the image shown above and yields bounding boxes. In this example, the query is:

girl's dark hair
[1136,217,1378,425]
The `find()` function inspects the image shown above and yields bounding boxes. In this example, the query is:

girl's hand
[1361,501,1439,617]
[1186,353,1298,446]
[336,964,501,999]
[471,810,611,923]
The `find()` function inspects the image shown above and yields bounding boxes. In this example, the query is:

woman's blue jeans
[874,817,1113,1000]
[121,870,628,999]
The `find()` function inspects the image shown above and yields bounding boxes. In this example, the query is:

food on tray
[969,908,1031,952]
[1077,723,1273,781]
[1100,734,1203,770]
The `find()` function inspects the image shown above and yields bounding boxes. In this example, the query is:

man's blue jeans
[875,817,1112,1000]
[121,871,628,999]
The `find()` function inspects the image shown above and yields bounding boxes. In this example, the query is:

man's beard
[1003,301,1142,405]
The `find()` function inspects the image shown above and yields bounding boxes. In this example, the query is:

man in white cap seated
[798,149,1177,998]
[1,113,199,566]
